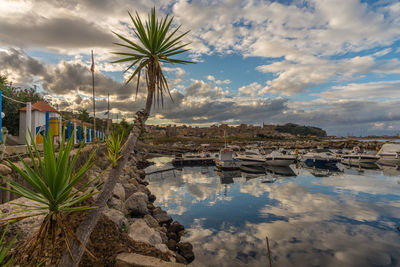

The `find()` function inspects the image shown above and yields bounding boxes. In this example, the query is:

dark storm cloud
[0,15,115,49]
[0,49,144,99]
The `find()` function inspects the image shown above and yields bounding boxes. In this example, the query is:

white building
[19,101,60,144]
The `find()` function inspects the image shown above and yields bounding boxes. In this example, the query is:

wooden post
[26,102,32,145]
[73,122,77,144]
[83,126,87,143]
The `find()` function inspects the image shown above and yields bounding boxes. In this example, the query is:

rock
[113,183,126,201]
[178,230,185,238]
[128,219,162,246]
[125,192,149,217]
[0,164,12,175]
[115,253,185,267]
[144,214,159,228]
[159,231,168,244]
[138,180,149,186]
[123,183,138,199]
[167,232,177,241]
[167,239,177,250]
[152,207,172,225]
[169,221,184,234]
[107,196,125,212]
[148,194,156,203]
[175,253,186,264]
[177,242,195,263]
[103,208,128,230]
[0,197,45,244]
[128,178,139,187]
[147,203,155,211]
[137,184,151,196]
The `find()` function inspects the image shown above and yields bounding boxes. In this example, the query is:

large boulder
[177,242,195,263]
[152,207,172,225]
[115,253,185,267]
[128,219,162,247]
[125,192,149,216]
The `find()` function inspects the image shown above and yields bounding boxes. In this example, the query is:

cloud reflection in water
[146,158,400,267]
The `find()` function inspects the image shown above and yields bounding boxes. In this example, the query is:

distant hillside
[275,123,327,137]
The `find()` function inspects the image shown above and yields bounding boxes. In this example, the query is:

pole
[73,122,77,144]
[45,111,49,139]
[107,93,110,136]
[0,91,2,143]
[91,50,96,138]
[26,102,32,145]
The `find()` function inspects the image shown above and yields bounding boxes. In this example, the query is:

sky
[0,0,400,136]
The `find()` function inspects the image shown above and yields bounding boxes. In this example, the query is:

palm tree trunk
[58,110,147,267]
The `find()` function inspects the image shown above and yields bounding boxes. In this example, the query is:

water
[145,157,400,267]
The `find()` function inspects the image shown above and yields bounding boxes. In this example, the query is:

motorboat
[377,144,400,166]
[235,148,266,167]
[265,150,297,166]
[302,149,338,168]
[214,149,241,170]
[340,146,379,166]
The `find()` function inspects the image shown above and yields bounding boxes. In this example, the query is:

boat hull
[265,158,296,167]
[215,159,241,170]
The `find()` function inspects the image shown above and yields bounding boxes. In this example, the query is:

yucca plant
[0,131,100,265]
[0,224,18,266]
[105,132,125,167]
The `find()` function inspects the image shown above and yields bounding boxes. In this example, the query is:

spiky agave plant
[0,131,100,265]
[105,132,126,167]
[0,224,18,266]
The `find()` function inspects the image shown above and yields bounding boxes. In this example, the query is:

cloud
[314,80,400,101]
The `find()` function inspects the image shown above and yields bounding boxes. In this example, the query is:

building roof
[19,101,60,114]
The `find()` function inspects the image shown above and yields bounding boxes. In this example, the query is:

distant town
[145,123,327,139]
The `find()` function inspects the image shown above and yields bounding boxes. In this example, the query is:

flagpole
[91,50,96,138]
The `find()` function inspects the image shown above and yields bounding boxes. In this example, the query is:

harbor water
[145,157,400,267]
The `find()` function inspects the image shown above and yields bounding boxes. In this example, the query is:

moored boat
[302,149,338,168]
[340,147,379,166]
[214,149,241,170]
[377,144,400,166]
[265,150,297,166]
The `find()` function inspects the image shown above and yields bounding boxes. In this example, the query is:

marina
[145,156,400,267]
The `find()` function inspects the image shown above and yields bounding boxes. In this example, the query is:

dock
[172,157,216,167]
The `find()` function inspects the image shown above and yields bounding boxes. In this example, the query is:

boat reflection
[215,170,241,184]
[265,165,297,177]
[301,162,341,177]
[341,161,379,170]
[378,164,400,176]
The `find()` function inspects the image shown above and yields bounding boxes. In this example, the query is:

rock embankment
[0,145,194,266]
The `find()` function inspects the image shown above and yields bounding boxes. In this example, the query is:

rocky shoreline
[0,144,194,266]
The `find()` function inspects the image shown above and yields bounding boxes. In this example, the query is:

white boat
[301,149,338,168]
[265,150,297,166]
[235,148,266,166]
[377,144,400,166]
[341,147,379,166]
[214,149,241,170]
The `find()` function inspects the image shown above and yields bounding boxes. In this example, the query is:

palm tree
[112,7,192,118]
[59,8,191,266]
